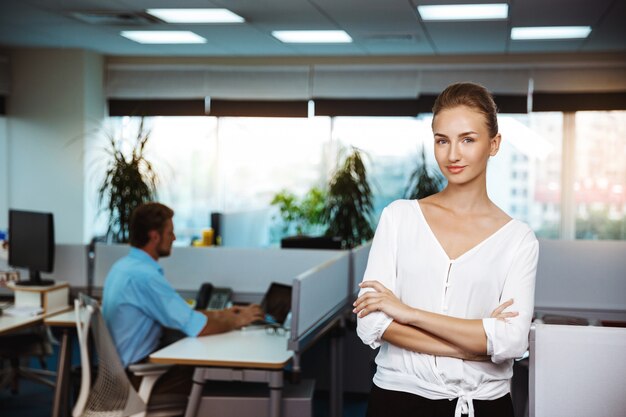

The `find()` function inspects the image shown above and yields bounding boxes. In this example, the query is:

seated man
[102,203,263,389]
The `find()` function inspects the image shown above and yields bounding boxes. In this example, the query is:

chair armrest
[128,363,173,377]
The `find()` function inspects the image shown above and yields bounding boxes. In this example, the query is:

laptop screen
[261,282,292,325]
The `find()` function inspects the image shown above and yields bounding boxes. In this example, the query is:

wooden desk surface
[150,327,293,369]
[0,314,42,335]
[44,309,77,327]
[0,305,72,335]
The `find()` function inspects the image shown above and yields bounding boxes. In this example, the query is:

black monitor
[8,209,55,286]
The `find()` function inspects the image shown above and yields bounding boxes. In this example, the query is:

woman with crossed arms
[354,82,538,417]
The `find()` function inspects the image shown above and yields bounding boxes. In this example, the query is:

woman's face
[431,105,500,186]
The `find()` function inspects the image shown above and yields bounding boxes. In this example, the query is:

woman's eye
[436,139,448,145]
[463,137,474,143]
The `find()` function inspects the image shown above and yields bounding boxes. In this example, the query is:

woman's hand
[353,280,416,324]
[490,299,518,321]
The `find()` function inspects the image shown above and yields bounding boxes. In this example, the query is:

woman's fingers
[491,298,514,317]
[358,280,388,293]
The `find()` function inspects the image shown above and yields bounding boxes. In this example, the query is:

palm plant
[98,118,157,243]
[324,148,374,249]
[404,145,445,200]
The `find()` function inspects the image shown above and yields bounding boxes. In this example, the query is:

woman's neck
[437,181,492,213]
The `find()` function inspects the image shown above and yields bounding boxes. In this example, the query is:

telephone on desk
[195,283,233,310]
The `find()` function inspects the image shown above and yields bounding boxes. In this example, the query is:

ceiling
[0,0,624,58]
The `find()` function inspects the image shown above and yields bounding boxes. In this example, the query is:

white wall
[6,48,104,243]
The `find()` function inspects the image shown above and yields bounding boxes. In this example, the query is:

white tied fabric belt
[453,392,475,417]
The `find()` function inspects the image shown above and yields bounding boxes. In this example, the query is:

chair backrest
[73,293,146,417]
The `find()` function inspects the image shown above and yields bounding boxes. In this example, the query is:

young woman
[353,82,538,417]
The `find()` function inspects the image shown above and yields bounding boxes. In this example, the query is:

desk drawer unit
[197,378,314,417]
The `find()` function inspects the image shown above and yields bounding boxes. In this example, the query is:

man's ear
[490,133,502,156]
[148,229,160,244]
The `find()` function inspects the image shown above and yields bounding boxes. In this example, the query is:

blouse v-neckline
[413,200,515,262]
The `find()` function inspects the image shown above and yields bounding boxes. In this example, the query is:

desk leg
[329,320,344,417]
[268,370,283,417]
[52,329,72,417]
[184,367,205,417]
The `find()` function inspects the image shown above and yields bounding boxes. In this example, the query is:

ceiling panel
[424,21,509,54]
[581,0,626,52]
[0,0,623,57]
[509,0,614,26]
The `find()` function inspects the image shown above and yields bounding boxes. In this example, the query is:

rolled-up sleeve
[356,206,397,349]
[482,231,538,364]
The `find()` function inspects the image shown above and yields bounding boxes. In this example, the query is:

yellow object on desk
[192,228,214,246]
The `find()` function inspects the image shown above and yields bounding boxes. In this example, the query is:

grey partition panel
[47,244,88,286]
[94,243,130,286]
[350,242,371,297]
[529,324,626,417]
[291,253,350,340]
[535,239,626,310]
[160,247,338,292]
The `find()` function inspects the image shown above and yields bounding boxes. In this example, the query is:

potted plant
[271,187,338,248]
[98,118,158,243]
[404,145,445,200]
[323,148,375,249]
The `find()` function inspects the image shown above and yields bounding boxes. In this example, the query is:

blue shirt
[102,247,207,366]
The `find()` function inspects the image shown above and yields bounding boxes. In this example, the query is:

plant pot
[280,235,342,250]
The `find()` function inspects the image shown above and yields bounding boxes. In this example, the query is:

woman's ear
[490,133,502,156]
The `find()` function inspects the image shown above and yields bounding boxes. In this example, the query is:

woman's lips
[447,165,466,174]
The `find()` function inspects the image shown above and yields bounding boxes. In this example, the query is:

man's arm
[197,304,263,336]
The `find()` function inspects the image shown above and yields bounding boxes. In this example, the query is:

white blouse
[357,200,538,417]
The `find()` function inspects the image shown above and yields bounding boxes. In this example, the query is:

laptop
[255,282,292,326]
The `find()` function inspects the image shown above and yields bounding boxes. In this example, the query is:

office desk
[150,327,293,417]
[0,314,43,335]
[44,309,78,417]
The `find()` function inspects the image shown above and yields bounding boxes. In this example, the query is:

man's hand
[198,304,263,336]
[227,304,264,328]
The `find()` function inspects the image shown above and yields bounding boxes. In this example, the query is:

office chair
[73,293,186,417]
[0,325,56,394]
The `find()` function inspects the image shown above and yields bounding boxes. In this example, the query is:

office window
[574,111,626,240]
[331,116,441,221]
[89,110,626,246]
[489,113,563,238]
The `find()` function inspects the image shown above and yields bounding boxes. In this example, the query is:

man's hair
[129,203,174,248]
[432,82,499,138]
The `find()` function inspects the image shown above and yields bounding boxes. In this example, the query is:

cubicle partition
[47,244,89,288]
[535,239,626,313]
[289,252,350,349]
[528,239,626,417]
[349,242,371,298]
[529,324,626,417]
[94,243,341,294]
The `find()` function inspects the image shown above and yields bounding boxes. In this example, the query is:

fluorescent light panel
[146,8,244,23]
[272,30,352,43]
[121,31,207,44]
[418,4,508,21]
[511,26,592,40]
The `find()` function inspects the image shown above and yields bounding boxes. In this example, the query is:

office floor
[0,340,369,417]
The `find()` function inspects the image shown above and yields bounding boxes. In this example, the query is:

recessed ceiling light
[272,30,352,43]
[511,26,592,40]
[146,8,244,23]
[417,4,509,21]
[120,31,207,44]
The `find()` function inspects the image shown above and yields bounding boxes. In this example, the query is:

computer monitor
[8,209,55,286]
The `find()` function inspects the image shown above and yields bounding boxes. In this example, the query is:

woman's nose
[448,143,460,162]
